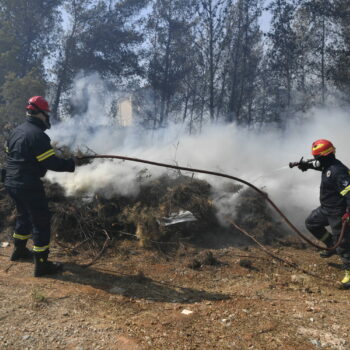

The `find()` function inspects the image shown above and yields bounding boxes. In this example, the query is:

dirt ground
[0,238,349,350]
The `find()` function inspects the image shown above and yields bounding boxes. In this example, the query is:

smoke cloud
[47,74,350,229]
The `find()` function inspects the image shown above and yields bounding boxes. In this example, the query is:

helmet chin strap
[29,102,51,129]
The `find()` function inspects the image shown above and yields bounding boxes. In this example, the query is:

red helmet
[26,96,51,112]
[311,139,335,156]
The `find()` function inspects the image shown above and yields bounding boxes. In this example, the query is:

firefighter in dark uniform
[298,139,350,289]
[4,96,76,277]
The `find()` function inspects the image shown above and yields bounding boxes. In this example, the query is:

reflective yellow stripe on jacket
[36,149,55,162]
[340,185,350,196]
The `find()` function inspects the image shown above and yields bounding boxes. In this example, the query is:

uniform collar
[26,116,47,131]
[320,154,337,169]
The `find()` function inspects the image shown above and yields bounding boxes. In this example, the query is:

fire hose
[78,155,348,251]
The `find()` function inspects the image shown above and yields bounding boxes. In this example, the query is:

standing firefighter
[3,96,76,277]
[296,139,350,289]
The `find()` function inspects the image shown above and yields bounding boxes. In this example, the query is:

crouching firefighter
[292,139,350,289]
[3,96,76,277]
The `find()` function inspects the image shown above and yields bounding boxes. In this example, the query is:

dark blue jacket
[317,158,350,215]
[4,117,75,189]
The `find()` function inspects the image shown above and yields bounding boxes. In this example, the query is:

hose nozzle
[289,157,314,168]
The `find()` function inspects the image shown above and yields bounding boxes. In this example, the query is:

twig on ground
[3,263,14,273]
[71,238,91,252]
[80,230,112,268]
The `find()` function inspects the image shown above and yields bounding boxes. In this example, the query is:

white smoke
[47,74,350,229]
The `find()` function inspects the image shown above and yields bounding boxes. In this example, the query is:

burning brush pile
[0,185,15,236]
[0,145,288,251]
[0,178,288,251]
[46,171,288,250]
[47,174,219,249]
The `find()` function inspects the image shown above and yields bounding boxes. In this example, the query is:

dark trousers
[306,207,350,269]
[6,186,51,249]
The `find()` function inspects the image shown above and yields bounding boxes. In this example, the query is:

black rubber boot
[320,249,337,258]
[34,251,63,277]
[341,270,350,289]
[319,233,336,258]
[10,239,33,262]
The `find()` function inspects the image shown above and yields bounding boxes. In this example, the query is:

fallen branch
[227,218,334,283]
[80,230,112,268]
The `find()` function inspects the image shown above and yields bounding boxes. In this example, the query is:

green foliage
[224,0,263,125]
[329,0,350,100]
[51,0,149,119]
[0,23,22,87]
[0,70,46,126]
[145,0,198,127]
[0,0,62,128]
[0,0,349,130]
[0,0,62,76]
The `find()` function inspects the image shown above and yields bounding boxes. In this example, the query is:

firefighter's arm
[33,134,75,173]
[289,158,321,172]
[337,170,350,211]
[298,162,319,172]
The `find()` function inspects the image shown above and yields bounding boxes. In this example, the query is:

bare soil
[0,239,349,350]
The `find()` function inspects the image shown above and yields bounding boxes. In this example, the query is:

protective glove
[74,157,84,167]
[73,157,90,167]
[342,211,350,223]
[297,162,311,172]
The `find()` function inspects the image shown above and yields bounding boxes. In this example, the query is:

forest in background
[0,0,349,133]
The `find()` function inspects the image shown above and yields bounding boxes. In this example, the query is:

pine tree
[0,0,61,126]
[224,0,263,125]
[329,0,350,101]
[145,0,196,128]
[52,0,149,120]
[265,0,300,126]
